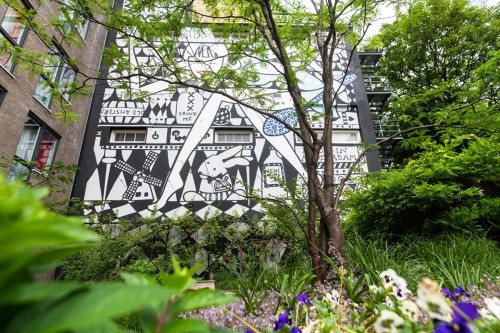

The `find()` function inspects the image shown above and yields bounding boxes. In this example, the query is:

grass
[345,232,500,290]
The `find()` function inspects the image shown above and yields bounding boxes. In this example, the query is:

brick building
[0,0,107,200]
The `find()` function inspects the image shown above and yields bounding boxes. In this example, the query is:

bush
[344,136,500,239]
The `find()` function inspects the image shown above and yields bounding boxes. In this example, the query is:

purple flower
[290,327,302,333]
[454,286,471,298]
[296,293,313,306]
[442,288,457,301]
[433,302,480,333]
[244,330,254,333]
[442,286,471,302]
[274,311,291,331]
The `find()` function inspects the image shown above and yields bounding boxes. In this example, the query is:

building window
[295,130,360,144]
[110,129,146,143]
[215,130,253,143]
[8,118,58,181]
[33,43,76,108]
[332,131,360,143]
[0,86,5,106]
[0,1,32,72]
[59,0,90,39]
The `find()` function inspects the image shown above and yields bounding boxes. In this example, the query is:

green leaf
[158,271,196,293]
[0,282,82,306]
[121,272,158,286]
[5,283,172,333]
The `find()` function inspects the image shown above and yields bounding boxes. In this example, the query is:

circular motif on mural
[263,108,298,136]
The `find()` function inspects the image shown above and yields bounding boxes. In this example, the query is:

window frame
[110,128,147,143]
[33,42,77,109]
[294,130,361,144]
[0,85,6,106]
[0,0,33,72]
[332,130,361,144]
[58,0,90,39]
[214,129,253,144]
[8,116,59,181]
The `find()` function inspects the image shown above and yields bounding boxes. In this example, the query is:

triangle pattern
[168,150,178,168]
[180,170,197,202]
[84,169,103,200]
[122,150,132,162]
[107,171,128,200]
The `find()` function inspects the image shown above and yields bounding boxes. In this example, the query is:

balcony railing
[371,112,401,139]
[364,75,390,92]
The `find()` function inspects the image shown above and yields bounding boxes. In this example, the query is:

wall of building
[0,0,107,202]
[73,6,380,221]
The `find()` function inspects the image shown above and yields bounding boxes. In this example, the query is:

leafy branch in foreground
[0,175,236,333]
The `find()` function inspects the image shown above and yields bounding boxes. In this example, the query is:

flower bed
[187,270,500,332]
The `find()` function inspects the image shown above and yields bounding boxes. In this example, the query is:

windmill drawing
[113,151,163,201]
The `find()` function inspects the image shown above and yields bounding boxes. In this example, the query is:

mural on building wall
[80,5,367,224]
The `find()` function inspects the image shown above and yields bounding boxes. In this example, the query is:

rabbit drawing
[197,146,252,201]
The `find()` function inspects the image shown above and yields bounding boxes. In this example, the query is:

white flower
[416,278,452,322]
[400,300,420,322]
[417,292,452,322]
[379,269,411,300]
[380,269,400,288]
[478,308,496,321]
[385,296,395,309]
[391,276,411,300]
[325,289,340,307]
[484,297,500,319]
[369,285,384,295]
[374,310,404,333]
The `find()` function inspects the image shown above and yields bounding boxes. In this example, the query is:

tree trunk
[324,208,344,256]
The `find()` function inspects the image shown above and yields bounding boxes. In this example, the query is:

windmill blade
[143,151,159,170]
[123,180,140,201]
[143,174,163,187]
[114,160,137,175]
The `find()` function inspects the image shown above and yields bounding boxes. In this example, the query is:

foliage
[370,0,500,167]
[344,232,500,290]
[266,263,316,313]
[344,135,500,238]
[63,210,283,282]
[377,0,498,94]
[63,214,200,282]
[257,179,312,256]
[351,0,500,248]
[0,174,237,332]
[233,262,270,315]
[375,0,499,127]
[0,157,80,212]
[247,270,500,333]
[62,219,140,282]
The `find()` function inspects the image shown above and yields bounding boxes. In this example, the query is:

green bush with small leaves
[344,136,500,239]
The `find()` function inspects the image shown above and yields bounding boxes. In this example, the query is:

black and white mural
[75,5,375,223]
